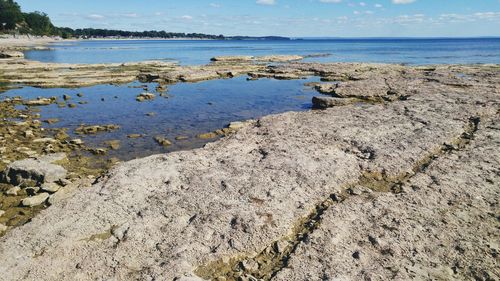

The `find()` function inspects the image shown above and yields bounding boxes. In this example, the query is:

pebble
[0,210,5,217]
[0,224,7,233]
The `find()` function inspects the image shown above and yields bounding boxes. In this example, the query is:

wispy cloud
[86,14,105,20]
[392,0,416,4]
[256,0,276,5]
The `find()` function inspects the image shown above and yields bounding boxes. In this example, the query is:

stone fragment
[136,92,156,102]
[127,134,143,139]
[154,136,172,147]
[75,125,120,135]
[22,193,50,207]
[0,51,24,58]
[70,139,84,145]
[312,96,357,109]
[1,153,67,186]
[0,223,7,234]
[41,182,61,193]
[105,140,121,150]
[197,132,218,139]
[5,186,21,196]
[23,98,55,106]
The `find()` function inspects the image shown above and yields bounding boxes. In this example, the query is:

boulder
[0,153,67,186]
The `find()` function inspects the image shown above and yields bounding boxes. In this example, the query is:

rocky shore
[0,40,499,280]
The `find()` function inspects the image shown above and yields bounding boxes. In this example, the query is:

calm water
[3,77,318,160]
[24,38,500,65]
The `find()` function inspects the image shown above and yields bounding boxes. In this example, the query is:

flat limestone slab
[0,64,498,281]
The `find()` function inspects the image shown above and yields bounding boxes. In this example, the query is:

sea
[3,38,499,161]
[24,38,500,65]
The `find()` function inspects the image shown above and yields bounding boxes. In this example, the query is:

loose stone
[154,136,172,147]
[22,193,50,207]
[5,186,21,196]
[41,182,61,193]
[136,93,156,102]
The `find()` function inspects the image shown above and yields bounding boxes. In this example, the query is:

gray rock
[21,193,49,207]
[0,51,24,58]
[41,183,61,193]
[312,96,358,108]
[1,153,67,186]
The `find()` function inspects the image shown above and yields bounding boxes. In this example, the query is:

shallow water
[25,38,500,65]
[2,76,319,160]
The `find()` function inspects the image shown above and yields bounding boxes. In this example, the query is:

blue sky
[15,0,500,37]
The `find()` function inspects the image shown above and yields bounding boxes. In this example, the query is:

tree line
[0,0,224,39]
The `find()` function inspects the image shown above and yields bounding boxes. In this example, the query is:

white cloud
[319,0,342,3]
[181,15,193,20]
[121,13,138,18]
[392,0,416,4]
[374,4,383,8]
[256,0,276,5]
[210,3,221,8]
[86,14,105,20]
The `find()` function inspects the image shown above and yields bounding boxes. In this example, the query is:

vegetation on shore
[0,0,289,40]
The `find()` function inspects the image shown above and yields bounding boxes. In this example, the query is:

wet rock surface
[0,62,498,281]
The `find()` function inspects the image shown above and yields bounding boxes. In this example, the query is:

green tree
[0,0,23,30]
[23,11,54,35]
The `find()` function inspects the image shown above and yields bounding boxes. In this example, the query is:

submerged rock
[136,92,156,102]
[105,140,121,150]
[197,132,218,139]
[154,136,172,147]
[23,98,56,106]
[75,124,120,135]
[127,134,144,139]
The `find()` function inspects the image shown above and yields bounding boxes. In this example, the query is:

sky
[15,0,500,37]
